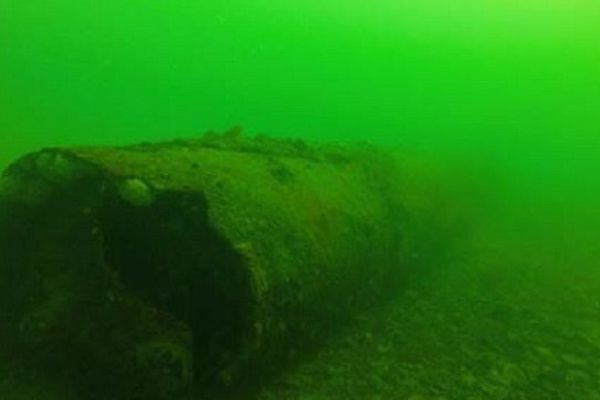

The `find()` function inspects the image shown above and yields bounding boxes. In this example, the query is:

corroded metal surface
[0,133,415,399]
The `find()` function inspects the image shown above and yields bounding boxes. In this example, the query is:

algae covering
[0,132,440,399]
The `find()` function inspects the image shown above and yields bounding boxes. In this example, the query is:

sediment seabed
[255,229,600,400]
[0,131,454,399]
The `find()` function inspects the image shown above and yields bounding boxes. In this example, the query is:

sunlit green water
[1,1,599,398]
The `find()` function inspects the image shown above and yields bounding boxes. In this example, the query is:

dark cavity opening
[99,189,251,383]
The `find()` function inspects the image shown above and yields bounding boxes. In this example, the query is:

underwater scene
[1,1,599,399]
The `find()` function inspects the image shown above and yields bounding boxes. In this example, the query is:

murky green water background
[2,1,600,398]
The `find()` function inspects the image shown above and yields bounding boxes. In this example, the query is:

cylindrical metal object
[0,133,414,399]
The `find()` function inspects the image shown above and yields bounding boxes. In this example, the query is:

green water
[2,1,600,398]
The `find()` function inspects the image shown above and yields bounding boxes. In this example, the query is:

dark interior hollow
[99,188,251,383]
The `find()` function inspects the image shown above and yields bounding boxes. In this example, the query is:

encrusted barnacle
[118,178,155,207]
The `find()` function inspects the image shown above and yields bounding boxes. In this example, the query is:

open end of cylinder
[0,153,254,395]
[99,187,252,383]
